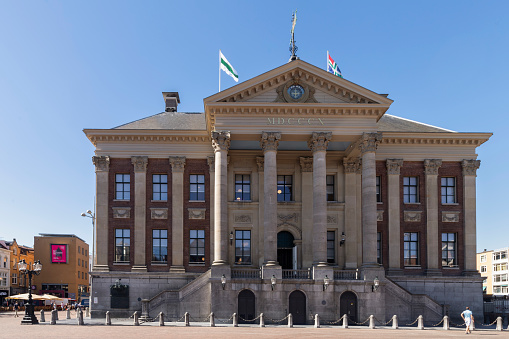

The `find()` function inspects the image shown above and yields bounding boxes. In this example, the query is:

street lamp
[18,259,42,324]
[271,275,277,291]
[221,274,226,290]
[323,275,330,291]
[372,276,380,292]
[81,210,95,271]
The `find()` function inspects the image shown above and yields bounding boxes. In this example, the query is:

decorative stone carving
[151,208,168,220]
[169,156,186,172]
[277,213,299,227]
[234,214,252,223]
[256,157,264,172]
[92,156,110,172]
[188,208,206,220]
[299,157,313,172]
[462,159,481,176]
[359,132,382,154]
[442,211,460,223]
[308,132,332,152]
[131,156,148,172]
[327,215,337,224]
[260,131,281,152]
[211,131,231,152]
[274,82,318,103]
[112,207,131,219]
[404,211,422,222]
[424,159,442,175]
[343,158,360,173]
[386,159,404,175]
[207,156,214,172]
[377,210,384,222]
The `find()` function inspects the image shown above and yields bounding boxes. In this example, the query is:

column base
[131,266,148,272]
[212,260,228,266]
[169,266,186,273]
[314,261,329,267]
[425,269,442,277]
[264,260,279,267]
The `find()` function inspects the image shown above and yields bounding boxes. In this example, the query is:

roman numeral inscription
[267,117,325,125]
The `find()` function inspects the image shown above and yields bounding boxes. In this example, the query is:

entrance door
[238,289,255,323]
[277,231,294,269]
[340,291,357,323]
[289,290,306,325]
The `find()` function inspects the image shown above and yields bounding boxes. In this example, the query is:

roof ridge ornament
[289,10,298,62]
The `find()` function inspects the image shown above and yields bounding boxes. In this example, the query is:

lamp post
[18,259,42,325]
[81,210,95,270]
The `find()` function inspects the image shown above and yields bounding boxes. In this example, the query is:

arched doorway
[289,290,306,325]
[340,291,357,323]
[277,231,295,269]
[238,289,255,323]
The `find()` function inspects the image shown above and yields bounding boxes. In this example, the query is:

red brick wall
[376,161,388,268]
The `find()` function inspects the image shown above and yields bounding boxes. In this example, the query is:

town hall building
[84,59,491,324]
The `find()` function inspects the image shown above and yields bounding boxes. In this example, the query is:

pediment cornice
[84,129,209,146]
[380,132,492,147]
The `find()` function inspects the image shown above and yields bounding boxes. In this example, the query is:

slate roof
[377,114,455,133]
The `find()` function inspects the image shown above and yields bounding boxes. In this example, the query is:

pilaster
[131,156,148,272]
[92,156,110,272]
[462,159,480,274]
[386,159,403,275]
[169,156,186,272]
[300,157,313,268]
[207,156,215,265]
[343,158,359,269]
[424,159,442,276]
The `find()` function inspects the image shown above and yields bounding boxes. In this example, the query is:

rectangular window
[78,246,81,254]
[327,231,335,264]
[494,286,509,294]
[441,233,457,266]
[326,175,335,201]
[480,265,487,273]
[376,176,382,203]
[78,258,81,266]
[480,254,487,262]
[235,174,251,201]
[494,263,509,271]
[115,229,130,262]
[115,174,130,200]
[153,174,168,201]
[404,232,419,266]
[403,177,419,203]
[78,271,80,279]
[441,177,456,204]
[377,232,382,264]
[190,174,205,201]
[11,273,17,284]
[189,230,205,263]
[494,274,508,282]
[235,230,251,265]
[152,229,168,262]
[493,251,508,261]
[277,175,293,202]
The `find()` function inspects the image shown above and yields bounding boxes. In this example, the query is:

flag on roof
[327,51,343,78]
[219,51,238,82]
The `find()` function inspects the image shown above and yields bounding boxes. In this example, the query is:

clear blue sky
[0,1,507,253]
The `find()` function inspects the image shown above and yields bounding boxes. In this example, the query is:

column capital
[386,159,404,175]
[343,158,361,173]
[131,156,148,173]
[308,132,332,152]
[92,156,110,172]
[256,156,264,172]
[211,131,231,152]
[169,156,186,172]
[359,132,382,154]
[424,159,442,175]
[299,157,313,172]
[207,156,215,172]
[462,159,481,176]
[260,131,281,152]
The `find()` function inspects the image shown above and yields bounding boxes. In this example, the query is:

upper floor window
[277,175,293,202]
[235,230,251,265]
[190,174,205,201]
[11,273,17,285]
[493,251,507,261]
[494,274,508,282]
[480,254,487,263]
[78,258,81,266]
[441,233,457,267]
[115,229,130,262]
[494,263,508,271]
[376,176,382,203]
[78,246,81,254]
[3,257,6,268]
[153,174,168,201]
[404,232,419,266]
[377,232,382,264]
[441,177,456,204]
[326,175,335,201]
[327,231,335,264]
[403,177,419,203]
[235,174,251,201]
[115,174,130,200]
[152,229,168,262]
[189,230,205,263]
[480,265,487,273]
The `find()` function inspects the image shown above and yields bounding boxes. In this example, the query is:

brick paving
[0,311,506,338]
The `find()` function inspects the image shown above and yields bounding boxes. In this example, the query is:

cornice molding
[85,132,209,147]
[380,132,492,147]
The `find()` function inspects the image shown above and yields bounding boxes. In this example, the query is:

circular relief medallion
[287,84,304,100]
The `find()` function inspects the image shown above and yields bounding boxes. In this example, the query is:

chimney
[162,92,180,112]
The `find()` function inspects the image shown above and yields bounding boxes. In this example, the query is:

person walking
[14,301,19,317]
[461,306,474,334]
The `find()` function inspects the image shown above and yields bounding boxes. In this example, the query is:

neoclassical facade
[84,60,491,323]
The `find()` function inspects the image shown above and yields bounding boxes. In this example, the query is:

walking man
[14,301,19,317]
[461,306,474,334]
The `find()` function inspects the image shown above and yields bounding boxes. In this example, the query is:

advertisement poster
[51,244,67,263]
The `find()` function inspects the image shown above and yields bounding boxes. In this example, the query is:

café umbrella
[6,293,44,300]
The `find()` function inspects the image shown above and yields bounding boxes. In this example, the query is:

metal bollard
[210,312,215,327]
[159,312,164,326]
[443,315,449,330]
[78,309,84,325]
[51,309,57,325]
[85,307,90,318]
[288,313,293,328]
[369,315,375,329]
[342,314,348,328]
[392,315,398,329]
[233,313,238,327]
[106,311,111,325]
[134,311,139,326]
[55,308,59,320]
[417,315,424,330]
[260,313,265,327]
[314,314,320,328]
[40,309,45,323]
[496,316,503,331]
[185,312,190,326]
[67,309,71,319]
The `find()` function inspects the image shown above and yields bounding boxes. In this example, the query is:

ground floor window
[235,230,251,265]
[190,230,205,263]
[152,229,168,262]
[115,229,130,262]
[441,233,456,267]
[327,231,335,264]
[404,232,419,266]
[377,232,382,265]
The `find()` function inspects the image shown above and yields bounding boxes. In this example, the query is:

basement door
[238,289,255,323]
[340,291,357,323]
[289,290,306,325]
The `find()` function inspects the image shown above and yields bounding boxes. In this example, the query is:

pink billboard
[51,244,67,263]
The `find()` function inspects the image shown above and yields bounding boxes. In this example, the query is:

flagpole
[327,50,329,70]
[219,50,221,92]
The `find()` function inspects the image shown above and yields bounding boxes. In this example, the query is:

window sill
[403,202,421,205]
[233,200,252,203]
[189,200,206,203]
[442,266,459,269]
[234,263,254,266]
[151,263,168,266]
[189,263,206,266]
[404,266,422,269]
[113,262,130,265]
[442,203,459,206]
[278,201,296,204]
[113,199,130,202]
[151,200,168,203]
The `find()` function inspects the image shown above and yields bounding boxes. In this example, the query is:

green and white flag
[219,51,238,82]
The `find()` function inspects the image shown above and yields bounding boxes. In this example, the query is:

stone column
[207,156,215,264]
[256,156,265,266]
[300,157,313,268]
[462,159,481,273]
[308,132,332,266]
[92,156,110,271]
[424,159,442,275]
[344,159,359,269]
[386,159,403,274]
[212,131,230,266]
[131,156,148,272]
[261,131,281,266]
[359,132,382,268]
[169,156,186,272]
